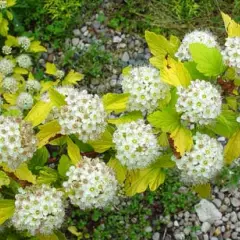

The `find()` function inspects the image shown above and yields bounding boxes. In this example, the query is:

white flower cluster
[17,92,33,110]
[173,133,224,185]
[0,117,37,169]
[113,120,161,169]
[2,77,18,93]
[122,66,170,113]
[42,86,107,142]
[222,37,240,72]
[0,58,14,76]
[12,185,65,236]
[63,157,118,209]
[175,30,219,61]
[25,80,41,93]
[0,0,7,9]
[2,45,12,55]
[56,70,65,79]
[176,80,222,125]
[18,36,31,51]
[16,54,32,69]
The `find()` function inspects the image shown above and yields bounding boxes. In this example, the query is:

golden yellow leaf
[221,11,240,37]
[162,57,191,87]
[62,70,84,85]
[45,62,57,76]
[29,41,47,53]
[67,137,81,165]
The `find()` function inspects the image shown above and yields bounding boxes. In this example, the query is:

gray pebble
[73,29,81,36]
[72,38,80,46]
[213,199,222,208]
[203,234,209,240]
[145,226,152,233]
[113,36,122,43]
[174,232,185,240]
[152,232,160,240]
[81,26,87,33]
[231,231,239,239]
[202,222,211,233]
[231,212,238,223]
[231,198,240,207]
[121,52,130,62]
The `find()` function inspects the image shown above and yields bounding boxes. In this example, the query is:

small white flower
[0,0,7,9]
[12,185,65,236]
[173,132,224,185]
[63,157,118,210]
[16,54,32,69]
[0,58,14,76]
[222,37,240,73]
[25,80,41,93]
[16,92,33,110]
[42,86,107,142]
[113,120,161,169]
[176,80,222,125]
[0,116,37,169]
[2,45,12,55]
[237,116,240,123]
[2,77,18,93]
[175,30,219,61]
[122,66,170,113]
[18,36,31,51]
[55,70,65,79]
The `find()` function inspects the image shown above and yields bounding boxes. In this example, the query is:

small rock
[213,199,222,208]
[81,26,87,33]
[121,52,130,62]
[214,219,223,226]
[201,222,211,233]
[231,212,238,223]
[152,232,160,240]
[231,198,240,207]
[210,237,218,240]
[47,53,54,62]
[174,232,185,240]
[145,226,152,233]
[195,199,222,224]
[223,231,231,238]
[231,231,238,239]
[92,21,101,29]
[224,197,230,205]
[203,234,209,240]
[218,192,225,200]
[183,227,191,235]
[174,221,179,227]
[220,204,228,212]
[113,36,122,43]
[237,212,240,220]
[73,29,81,36]
[72,38,80,46]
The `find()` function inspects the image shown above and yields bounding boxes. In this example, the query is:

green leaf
[67,137,81,165]
[189,43,226,77]
[37,233,59,240]
[58,155,72,178]
[210,110,239,138]
[125,167,165,196]
[62,70,84,85]
[37,167,58,184]
[7,0,16,7]
[158,132,169,147]
[0,199,15,225]
[25,101,53,127]
[226,96,237,111]
[0,170,10,187]
[152,154,175,168]
[184,62,207,80]
[103,93,129,113]
[147,109,180,133]
[29,41,47,53]
[5,35,18,47]
[224,129,240,164]
[107,158,127,184]
[48,88,66,107]
[6,10,13,20]
[45,62,57,75]
[0,19,9,36]
[28,147,49,173]
[88,126,114,153]
[122,66,131,76]
[170,127,193,156]
[162,56,191,87]
[108,111,142,125]
[14,67,28,74]
[36,120,61,148]
[193,183,211,198]
[145,31,176,58]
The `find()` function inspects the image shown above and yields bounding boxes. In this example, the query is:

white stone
[201,222,211,233]
[174,220,179,227]
[152,232,160,240]
[72,38,80,46]
[145,226,152,232]
[73,29,81,36]
[231,212,238,223]
[113,36,122,43]
[203,234,209,240]
[231,197,240,207]
[213,198,222,208]
[195,199,222,224]
[121,52,130,62]
[174,232,185,240]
